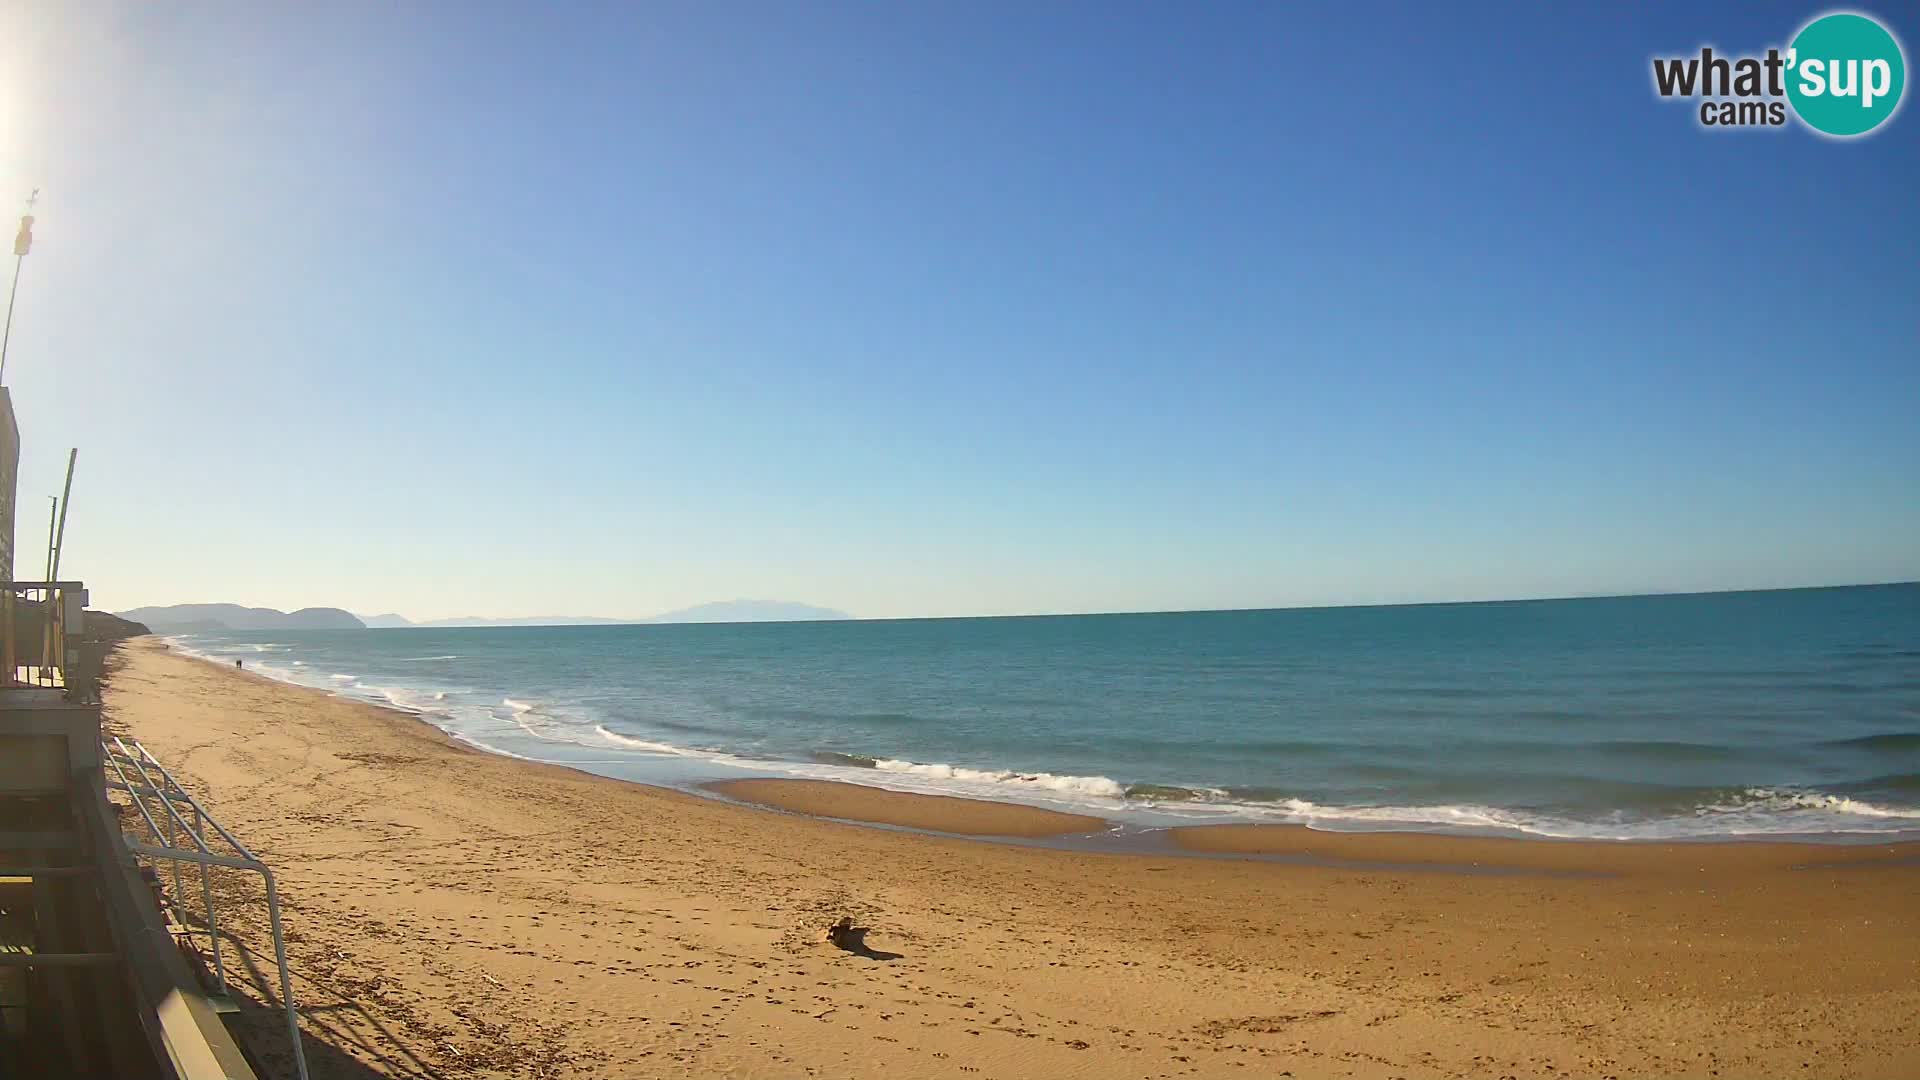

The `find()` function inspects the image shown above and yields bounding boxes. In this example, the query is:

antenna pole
[49,449,74,581]
[0,189,38,387]
[0,253,24,384]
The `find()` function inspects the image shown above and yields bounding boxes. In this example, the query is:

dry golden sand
[103,638,1919,1079]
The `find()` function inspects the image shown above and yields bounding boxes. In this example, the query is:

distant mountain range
[116,604,366,632]
[356,613,627,628]
[118,599,851,632]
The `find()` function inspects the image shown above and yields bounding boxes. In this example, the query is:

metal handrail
[103,737,309,1080]
[102,739,223,989]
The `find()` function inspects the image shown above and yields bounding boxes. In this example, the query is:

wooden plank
[0,951,118,966]
[0,831,75,850]
[0,865,91,878]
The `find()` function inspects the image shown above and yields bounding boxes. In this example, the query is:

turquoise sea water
[169,584,1920,841]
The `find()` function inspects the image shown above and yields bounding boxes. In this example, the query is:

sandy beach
[102,637,1919,1079]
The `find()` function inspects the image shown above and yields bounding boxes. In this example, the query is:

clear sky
[0,1,1914,620]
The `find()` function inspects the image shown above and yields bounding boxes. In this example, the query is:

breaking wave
[1197,787,1920,840]
[162,628,1920,843]
[868,757,1128,799]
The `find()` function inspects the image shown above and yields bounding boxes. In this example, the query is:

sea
[165,584,1920,842]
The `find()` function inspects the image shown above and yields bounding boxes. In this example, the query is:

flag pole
[0,189,40,387]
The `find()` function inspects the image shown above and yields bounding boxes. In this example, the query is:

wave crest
[1822,732,1920,752]
[594,724,691,755]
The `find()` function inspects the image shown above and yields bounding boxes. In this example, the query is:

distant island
[647,600,852,624]
[118,599,851,632]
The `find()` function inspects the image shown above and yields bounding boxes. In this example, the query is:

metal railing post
[182,796,227,994]
[260,867,304,1080]
[106,740,310,1080]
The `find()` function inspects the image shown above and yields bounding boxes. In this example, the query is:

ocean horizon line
[347,578,1919,631]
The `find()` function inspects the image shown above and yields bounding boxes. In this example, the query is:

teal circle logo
[1786,12,1906,136]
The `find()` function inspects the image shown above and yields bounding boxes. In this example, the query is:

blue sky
[0,1,1914,620]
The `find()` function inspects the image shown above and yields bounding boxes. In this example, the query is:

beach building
[0,383,285,1075]
[0,605,257,1077]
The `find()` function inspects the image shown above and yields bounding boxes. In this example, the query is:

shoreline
[185,637,1920,852]
[103,636,1920,1078]
[708,777,1115,838]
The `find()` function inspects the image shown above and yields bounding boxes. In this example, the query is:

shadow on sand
[205,932,444,1080]
[827,919,904,962]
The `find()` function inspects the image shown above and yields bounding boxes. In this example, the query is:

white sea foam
[1186,789,1920,840]
[378,686,456,715]
[162,637,216,662]
[398,655,461,662]
[444,729,543,762]
[1220,798,1568,836]
[1695,788,1920,821]
[869,758,1129,799]
[594,725,688,755]
[590,725,768,772]
[500,699,551,740]
[249,661,306,683]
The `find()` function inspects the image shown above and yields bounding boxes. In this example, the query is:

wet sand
[710,777,1111,837]
[104,637,1920,1079]
[1170,821,1920,874]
